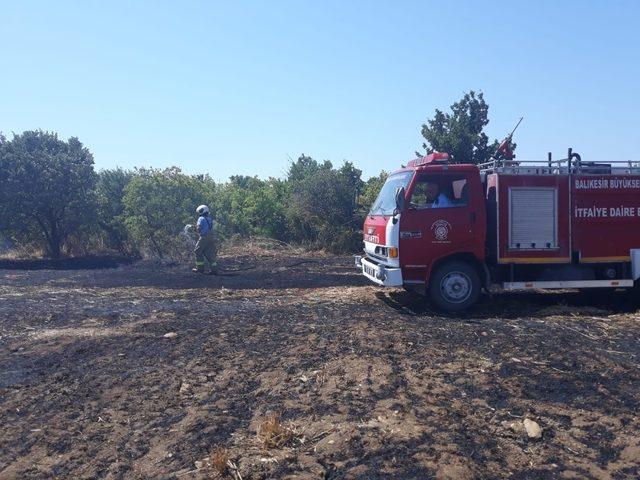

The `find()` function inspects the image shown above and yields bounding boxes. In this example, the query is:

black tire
[428,261,480,312]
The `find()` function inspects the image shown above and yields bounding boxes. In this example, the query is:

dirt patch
[1,250,639,479]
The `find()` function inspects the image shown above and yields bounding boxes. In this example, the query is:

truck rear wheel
[428,261,480,312]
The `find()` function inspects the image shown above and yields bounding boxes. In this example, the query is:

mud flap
[481,262,492,297]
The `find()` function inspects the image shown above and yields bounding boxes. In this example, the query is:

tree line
[0,91,502,259]
[0,131,388,258]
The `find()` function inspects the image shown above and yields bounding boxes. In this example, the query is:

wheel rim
[440,271,472,304]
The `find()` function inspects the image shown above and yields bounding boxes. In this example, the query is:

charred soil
[1,247,639,479]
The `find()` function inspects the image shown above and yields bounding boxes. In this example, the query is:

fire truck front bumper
[355,255,403,287]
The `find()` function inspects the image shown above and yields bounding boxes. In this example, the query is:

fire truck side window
[409,176,468,209]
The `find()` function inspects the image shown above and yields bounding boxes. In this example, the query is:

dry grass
[209,446,229,475]
[222,236,322,259]
[257,412,297,449]
[0,247,43,260]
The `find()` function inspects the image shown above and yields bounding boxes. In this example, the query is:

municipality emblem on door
[431,219,451,242]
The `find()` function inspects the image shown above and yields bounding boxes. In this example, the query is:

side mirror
[394,186,405,214]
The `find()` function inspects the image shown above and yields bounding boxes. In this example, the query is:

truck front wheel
[428,261,480,312]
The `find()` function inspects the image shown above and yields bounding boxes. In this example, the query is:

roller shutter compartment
[508,187,558,250]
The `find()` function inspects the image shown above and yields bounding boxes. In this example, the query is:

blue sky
[1,1,639,180]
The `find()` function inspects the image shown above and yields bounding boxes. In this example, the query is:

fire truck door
[399,173,480,281]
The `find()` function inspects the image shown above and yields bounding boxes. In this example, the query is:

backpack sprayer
[181,224,197,248]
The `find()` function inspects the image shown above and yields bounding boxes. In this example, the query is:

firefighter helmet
[196,204,210,216]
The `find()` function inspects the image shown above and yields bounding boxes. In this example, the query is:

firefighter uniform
[193,206,218,274]
[194,232,217,273]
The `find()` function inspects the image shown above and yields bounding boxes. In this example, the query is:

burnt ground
[1,246,639,479]
[0,256,136,271]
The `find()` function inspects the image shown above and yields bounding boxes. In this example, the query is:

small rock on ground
[524,418,543,439]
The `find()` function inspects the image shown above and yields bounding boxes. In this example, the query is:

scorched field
[1,245,639,479]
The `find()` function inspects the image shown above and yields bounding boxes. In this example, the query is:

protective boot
[192,260,206,273]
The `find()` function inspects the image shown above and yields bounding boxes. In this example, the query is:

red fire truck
[356,150,640,311]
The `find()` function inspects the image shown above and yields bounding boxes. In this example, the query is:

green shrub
[122,167,214,258]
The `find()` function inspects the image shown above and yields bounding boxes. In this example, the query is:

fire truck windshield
[368,171,413,216]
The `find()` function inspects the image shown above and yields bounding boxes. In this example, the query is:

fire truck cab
[356,151,640,311]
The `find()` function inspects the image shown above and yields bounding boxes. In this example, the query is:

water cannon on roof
[492,117,523,161]
[406,152,449,168]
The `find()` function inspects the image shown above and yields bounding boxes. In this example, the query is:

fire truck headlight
[388,247,398,258]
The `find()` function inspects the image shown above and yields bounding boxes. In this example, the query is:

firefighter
[425,182,454,208]
[192,205,218,274]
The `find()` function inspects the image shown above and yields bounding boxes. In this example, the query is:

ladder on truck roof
[478,148,640,176]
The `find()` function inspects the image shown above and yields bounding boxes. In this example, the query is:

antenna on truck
[492,116,523,161]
